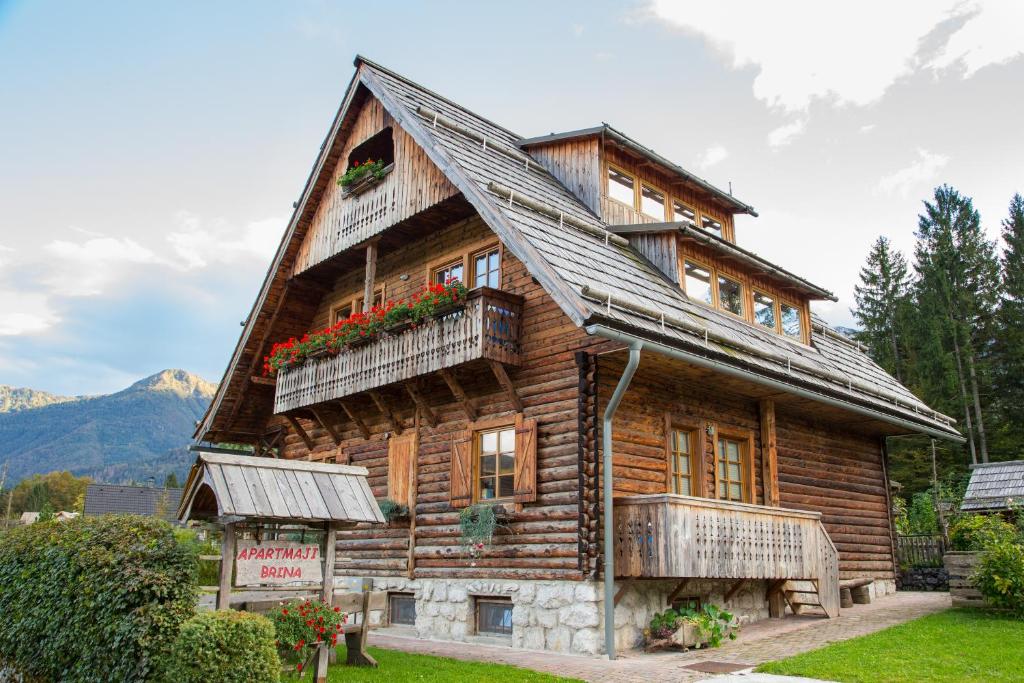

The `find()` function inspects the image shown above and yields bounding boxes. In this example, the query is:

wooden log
[850,584,872,604]
[285,415,315,452]
[488,360,523,412]
[439,368,476,420]
[840,587,853,608]
[337,400,371,440]
[217,523,236,611]
[368,390,403,435]
[314,523,337,682]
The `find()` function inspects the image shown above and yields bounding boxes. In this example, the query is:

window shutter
[450,431,473,509]
[513,415,538,504]
[388,432,416,508]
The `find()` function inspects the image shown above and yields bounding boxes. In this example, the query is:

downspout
[602,341,642,660]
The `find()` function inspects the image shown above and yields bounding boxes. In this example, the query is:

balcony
[274,287,523,414]
[613,494,839,616]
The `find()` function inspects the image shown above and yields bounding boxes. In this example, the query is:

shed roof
[961,460,1024,511]
[84,484,183,522]
[177,451,385,524]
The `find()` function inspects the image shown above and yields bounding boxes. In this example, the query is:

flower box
[345,336,374,350]
[383,319,416,336]
[429,302,466,320]
[341,162,394,197]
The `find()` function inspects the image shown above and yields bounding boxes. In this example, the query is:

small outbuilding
[961,460,1024,513]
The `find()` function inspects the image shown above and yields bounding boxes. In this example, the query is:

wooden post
[314,523,337,682]
[363,241,378,313]
[217,523,236,610]
[759,400,780,507]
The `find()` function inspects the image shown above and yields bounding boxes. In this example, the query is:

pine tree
[912,185,1001,464]
[993,193,1024,456]
[163,472,181,489]
[852,236,911,381]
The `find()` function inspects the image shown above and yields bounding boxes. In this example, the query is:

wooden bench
[839,578,873,608]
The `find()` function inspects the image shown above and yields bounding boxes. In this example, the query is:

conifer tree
[993,193,1024,455]
[852,236,911,381]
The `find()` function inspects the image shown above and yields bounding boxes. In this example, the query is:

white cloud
[877,149,949,197]
[166,212,283,269]
[44,236,166,297]
[647,0,1023,113]
[0,290,59,336]
[697,144,728,167]
[859,123,877,133]
[767,119,806,148]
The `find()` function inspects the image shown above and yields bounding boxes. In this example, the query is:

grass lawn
[756,608,1024,683]
[281,645,583,682]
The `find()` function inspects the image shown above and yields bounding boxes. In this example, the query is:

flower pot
[429,302,466,320]
[670,622,706,649]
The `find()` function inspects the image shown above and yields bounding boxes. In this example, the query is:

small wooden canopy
[178,452,385,525]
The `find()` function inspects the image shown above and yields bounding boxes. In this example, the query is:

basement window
[388,592,416,626]
[347,127,394,171]
[475,597,513,636]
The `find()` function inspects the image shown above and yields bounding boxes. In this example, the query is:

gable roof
[961,460,1024,511]
[83,484,183,522]
[197,56,961,444]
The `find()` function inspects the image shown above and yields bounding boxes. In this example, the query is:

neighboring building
[83,484,183,523]
[961,461,1024,512]
[19,511,78,524]
[195,57,962,655]
[19,511,39,525]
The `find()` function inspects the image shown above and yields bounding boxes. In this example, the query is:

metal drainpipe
[603,341,642,660]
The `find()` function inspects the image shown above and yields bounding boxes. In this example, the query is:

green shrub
[973,541,1024,617]
[948,514,1019,551]
[0,514,197,682]
[161,610,280,683]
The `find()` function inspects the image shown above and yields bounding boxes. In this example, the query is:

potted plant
[416,280,469,320]
[377,498,410,525]
[338,158,388,194]
[381,301,416,336]
[273,598,347,677]
[459,503,509,566]
[644,604,738,651]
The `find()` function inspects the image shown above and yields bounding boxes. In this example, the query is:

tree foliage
[6,470,90,515]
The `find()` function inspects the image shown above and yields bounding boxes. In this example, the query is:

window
[717,275,744,316]
[472,246,500,289]
[672,200,698,228]
[475,598,513,636]
[640,184,666,220]
[432,260,464,286]
[753,292,777,331]
[780,301,803,339]
[347,127,394,170]
[477,427,515,501]
[355,288,384,313]
[608,166,636,206]
[717,436,748,502]
[331,303,353,325]
[669,429,695,496]
[684,260,713,305]
[388,593,416,626]
[701,214,724,238]
[670,596,702,613]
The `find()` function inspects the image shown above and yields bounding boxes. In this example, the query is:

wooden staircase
[781,580,830,616]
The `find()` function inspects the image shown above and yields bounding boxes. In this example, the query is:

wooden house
[195,57,962,656]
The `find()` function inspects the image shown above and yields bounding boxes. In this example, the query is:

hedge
[160,610,280,683]
[0,515,197,682]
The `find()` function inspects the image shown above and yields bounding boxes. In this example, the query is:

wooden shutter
[450,430,473,509]
[513,414,538,504]
[388,432,416,508]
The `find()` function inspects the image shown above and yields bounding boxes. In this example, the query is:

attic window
[672,200,698,229]
[347,127,394,171]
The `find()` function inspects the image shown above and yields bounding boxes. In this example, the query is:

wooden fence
[897,534,945,568]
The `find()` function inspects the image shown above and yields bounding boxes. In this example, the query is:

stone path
[368,591,950,682]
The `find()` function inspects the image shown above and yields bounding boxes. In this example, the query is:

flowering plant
[263,280,469,375]
[338,158,387,188]
[274,598,347,675]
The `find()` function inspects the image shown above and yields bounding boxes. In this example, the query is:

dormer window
[701,214,724,239]
[684,260,713,305]
[672,201,698,229]
[780,302,803,339]
[641,184,666,220]
[717,275,744,316]
[608,166,636,206]
[753,291,777,330]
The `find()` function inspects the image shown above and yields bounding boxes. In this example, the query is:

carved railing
[274,287,523,413]
[613,494,839,617]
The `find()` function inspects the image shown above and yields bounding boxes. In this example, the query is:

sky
[1,0,1022,396]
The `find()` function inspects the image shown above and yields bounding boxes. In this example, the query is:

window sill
[341,162,395,197]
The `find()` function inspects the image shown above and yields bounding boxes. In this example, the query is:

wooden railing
[897,534,946,568]
[613,494,839,617]
[274,288,523,413]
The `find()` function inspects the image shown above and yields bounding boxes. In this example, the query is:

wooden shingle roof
[84,484,183,522]
[177,452,385,524]
[961,461,1024,511]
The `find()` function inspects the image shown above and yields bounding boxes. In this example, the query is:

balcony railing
[274,287,523,414]
[613,494,839,616]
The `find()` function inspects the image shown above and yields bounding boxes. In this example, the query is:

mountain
[0,385,81,413]
[0,370,216,485]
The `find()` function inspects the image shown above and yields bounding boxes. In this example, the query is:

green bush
[0,514,197,682]
[973,541,1024,617]
[948,514,1019,551]
[161,610,280,683]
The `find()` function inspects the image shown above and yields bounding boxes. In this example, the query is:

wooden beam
[403,382,437,427]
[309,406,343,446]
[666,578,692,606]
[362,241,378,313]
[368,390,403,435]
[250,375,276,387]
[724,579,747,603]
[216,522,236,610]
[439,368,476,420]
[759,399,780,507]
[613,578,634,607]
[337,400,371,440]
[284,414,315,451]
[314,523,338,681]
[488,360,523,413]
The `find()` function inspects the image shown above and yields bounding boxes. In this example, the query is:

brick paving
[368,591,951,682]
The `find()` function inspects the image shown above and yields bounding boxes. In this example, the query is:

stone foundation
[897,567,949,591]
[366,576,771,654]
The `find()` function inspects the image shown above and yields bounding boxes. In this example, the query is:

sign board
[235,540,323,586]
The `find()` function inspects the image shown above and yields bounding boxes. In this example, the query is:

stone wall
[897,567,949,591]
[365,576,769,654]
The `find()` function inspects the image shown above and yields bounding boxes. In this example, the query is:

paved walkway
[368,591,951,682]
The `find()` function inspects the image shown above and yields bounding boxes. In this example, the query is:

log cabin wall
[292,94,459,276]
[273,214,591,581]
[600,145,736,237]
